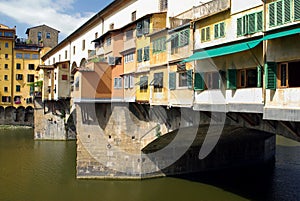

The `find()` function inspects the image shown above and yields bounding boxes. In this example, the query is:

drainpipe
[263,0,267,105]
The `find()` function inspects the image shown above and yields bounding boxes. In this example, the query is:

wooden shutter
[214,24,219,39]
[201,28,205,42]
[169,72,176,90]
[277,0,283,25]
[237,17,242,36]
[194,72,205,90]
[187,69,193,89]
[143,46,149,61]
[227,69,237,90]
[220,22,225,37]
[295,0,300,20]
[206,27,210,41]
[269,3,276,27]
[265,62,277,90]
[257,11,263,31]
[248,13,256,34]
[137,49,143,62]
[284,0,291,23]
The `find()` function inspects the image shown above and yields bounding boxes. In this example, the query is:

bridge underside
[75,103,280,179]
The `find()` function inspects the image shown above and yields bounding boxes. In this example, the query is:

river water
[0,128,299,201]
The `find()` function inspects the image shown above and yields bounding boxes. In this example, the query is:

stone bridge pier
[76,103,276,179]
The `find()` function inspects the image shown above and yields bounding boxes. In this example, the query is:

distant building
[26,24,60,48]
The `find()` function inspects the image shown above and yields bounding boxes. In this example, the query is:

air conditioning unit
[108,56,115,66]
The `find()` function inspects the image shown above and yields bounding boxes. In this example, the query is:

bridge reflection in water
[0,128,299,201]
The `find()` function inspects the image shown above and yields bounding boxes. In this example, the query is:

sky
[0,0,114,41]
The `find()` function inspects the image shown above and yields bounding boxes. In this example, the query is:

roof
[25,24,60,34]
[36,65,55,71]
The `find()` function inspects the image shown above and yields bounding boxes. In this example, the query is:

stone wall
[0,106,34,127]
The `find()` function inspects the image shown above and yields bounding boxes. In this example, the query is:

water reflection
[0,128,299,201]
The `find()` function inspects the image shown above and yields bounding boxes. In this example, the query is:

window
[170,28,190,50]
[5,54,8,59]
[125,52,134,63]
[38,32,42,41]
[62,63,68,69]
[73,46,76,55]
[137,48,143,63]
[95,32,98,39]
[59,54,61,62]
[269,0,293,27]
[14,96,21,104]
[2,96,11,103]
[160,0,168,11]
[114,77,122,88]
[206,72,220,89]
[124,75,134,89]
[32,54,39,59]
[153,72,163,92]
[16,74,23,80]
[140,76,148,91]
[132,11,137,22]
[4,32,13,37]
[27,74,34,82]
[237,11,263,36]
[5,42,8,48]
[143,46,150,61]
[106,37,111,46]
[16,53,23,58]
[126,29,134,40]
[153,37,166,53]
[46,32,51,39]
[16,63,21,70]
[214,22,225,39]
[62,75,68,80]
[82,39,85,50]
[53,57,55,64]
[277,61,300,88]
[16,85,21,92]
[179,72,188,87]
[28,64,35,70]
[136,18,150,37]
[24,54,30,59]
[5,64,8,69]
[65,50,68,59]
[201,27,210,42]
[237,68,258,88]
[4,75,8,81]
[4,87,8,92]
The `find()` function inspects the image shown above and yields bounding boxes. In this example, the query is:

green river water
[0,127,299,201]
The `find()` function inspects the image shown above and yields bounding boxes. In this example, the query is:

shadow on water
[174,137,300,201]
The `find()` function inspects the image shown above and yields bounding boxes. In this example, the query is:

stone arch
[71,61,78,73]
[80,58,87,68]
[5,106,16,122]
[16,106,25,122]
[25,106,34,122]
[0,106,4,121]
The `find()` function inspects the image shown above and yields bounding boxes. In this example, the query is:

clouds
[0,0,95,38]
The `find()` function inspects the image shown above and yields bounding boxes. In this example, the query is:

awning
[263,27,300,40]
[182,38,262,63]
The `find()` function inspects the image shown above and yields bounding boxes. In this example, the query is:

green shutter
[227,69,237,90]
[220,22,225,37]
[257,11,263,31]
[265,62,277,90]
[295,0,300,20]
[201,28,205,42]
[237,17,242,36]
[143,46,149,61]
[169,72,176,90]
[277,0,283,25]
[248,13,256,34]
[242,15,248,35]
[284,0,291,23]
[269,3,276,27]
[257,66,262,88]
[194,72,205,90]
[187,70,193,89]
[206,27,210,41]
[137,49,143,62]
[214,24,219,38]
